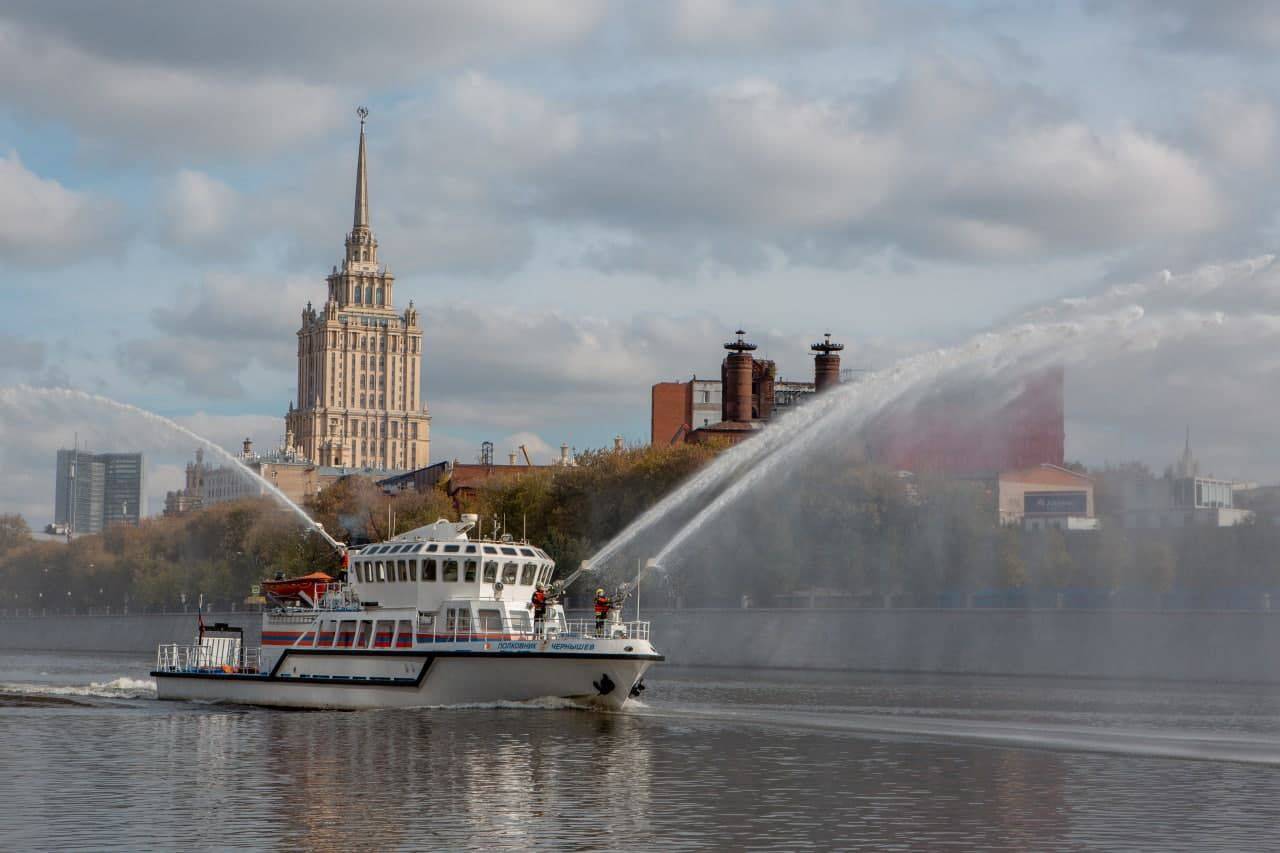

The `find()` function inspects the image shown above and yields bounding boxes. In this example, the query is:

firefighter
[530,584,549,633]
[594,588,612,635]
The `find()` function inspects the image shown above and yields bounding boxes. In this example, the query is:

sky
[3,0,1280,522]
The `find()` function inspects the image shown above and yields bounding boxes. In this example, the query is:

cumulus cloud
[116,273,311,399]
[0,19,347,160]
[159,170,243,253]
[0,151,125,266]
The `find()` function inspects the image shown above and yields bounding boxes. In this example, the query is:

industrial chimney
[721,330,757,423]
[811,333,844,394]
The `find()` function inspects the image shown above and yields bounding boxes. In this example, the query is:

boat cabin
[340,514,560,635]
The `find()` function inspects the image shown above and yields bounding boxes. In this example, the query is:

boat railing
[155,643,263,675]
[417,619,650,643]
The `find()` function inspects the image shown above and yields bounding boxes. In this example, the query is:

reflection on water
[3,655,1280,851]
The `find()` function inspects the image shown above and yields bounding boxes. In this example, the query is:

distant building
[165,437,397,515]
[378,444,578,508]
[1099,432,1253,529]
[54,449,143,534]
[651,331,840,446]
[866,367,1065,476]
[995,464,1097,531]
[650,330,1064,477]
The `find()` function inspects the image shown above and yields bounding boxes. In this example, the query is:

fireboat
[152,514,660,710]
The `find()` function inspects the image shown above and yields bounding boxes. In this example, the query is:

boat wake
[0,677,157,701]
[628,704,1280,766]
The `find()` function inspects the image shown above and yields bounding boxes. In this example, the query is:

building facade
[285,110,429,471]
[995,464,1097,531]
[165,440,362,514]
[1100,435,1252,529]
[54,449,142,534]
[652,332,836,446]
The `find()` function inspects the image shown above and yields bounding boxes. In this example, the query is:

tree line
[3,442,1279,612]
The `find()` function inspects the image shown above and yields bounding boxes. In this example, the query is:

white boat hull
[153,651,656,711]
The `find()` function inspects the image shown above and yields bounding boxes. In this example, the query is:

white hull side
[154,655,653,711]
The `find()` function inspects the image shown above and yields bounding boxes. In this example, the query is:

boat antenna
[522,513,527,542]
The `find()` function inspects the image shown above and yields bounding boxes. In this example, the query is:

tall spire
[353,106,370,231]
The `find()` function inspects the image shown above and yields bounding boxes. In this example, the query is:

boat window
[542,567,555,585]
[445,606,471,634]
[519,548,535,557]
[337,620,356,647]
[443,544,461,553]
[317,619,337,647]
[408,559,417,582]
[483,546,498,555]
[396,619,413,648]
[483,561,498,583]
[356,621,372,648]
[464,560,478,583]
[398,560,409,582]
[422,559,437,582]
[443,560,459,582]
[520,564,536,585]
[418,612,435,634]
[502,562,518,584]
[509,611,530,633]
[477,608,504,633]
[374,619,395,648]
[426,544,438,552]
[465,545,476,554]
[376,561,386,582]
[500,547,518,556]
[411,544,425,553]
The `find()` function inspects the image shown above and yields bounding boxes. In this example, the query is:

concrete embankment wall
[5,608,1280,683]
[0,613,261,655]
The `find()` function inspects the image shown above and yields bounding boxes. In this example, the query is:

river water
[3,652,1280,851]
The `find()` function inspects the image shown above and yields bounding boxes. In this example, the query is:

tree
[0,514,30,555]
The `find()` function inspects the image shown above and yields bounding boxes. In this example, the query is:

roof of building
[999,463,1093,486]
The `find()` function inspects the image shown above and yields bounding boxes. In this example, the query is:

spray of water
[0,386,345,554]
[588,255,1277,580]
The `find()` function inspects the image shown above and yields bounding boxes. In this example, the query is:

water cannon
[550,560,595,598]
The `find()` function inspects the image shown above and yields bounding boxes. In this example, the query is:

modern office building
[54,449,143,534]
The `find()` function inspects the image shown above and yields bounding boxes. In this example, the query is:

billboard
[1024,491,1087,515]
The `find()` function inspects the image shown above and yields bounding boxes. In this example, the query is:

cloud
[116,273,311,399]
[0,335,45,372]
[1,1,606,83]
[629,0,945,54]
[159,170,243,253]
[1106,1,1280,56]
[0,151,125,266]
[0,19,347,161]
[0,2,605,161]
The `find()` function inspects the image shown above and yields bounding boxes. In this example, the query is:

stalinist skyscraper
[285,108,430,470]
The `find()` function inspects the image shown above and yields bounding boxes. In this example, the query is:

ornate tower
[285,107,431,470]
